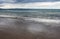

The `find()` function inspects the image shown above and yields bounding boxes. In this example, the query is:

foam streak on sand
[0,15,60,23]
[25,18,60,23]
[0,15,17,17]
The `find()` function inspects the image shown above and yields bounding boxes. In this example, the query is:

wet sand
[0,17,60,39]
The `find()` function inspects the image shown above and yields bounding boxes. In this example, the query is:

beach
[0,9,60,39]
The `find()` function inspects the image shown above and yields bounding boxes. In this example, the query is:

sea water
[0,9,60,39]
[0,9,60,19]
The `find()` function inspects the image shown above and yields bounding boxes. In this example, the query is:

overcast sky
[0,0,60,9]
[0,0,60,3]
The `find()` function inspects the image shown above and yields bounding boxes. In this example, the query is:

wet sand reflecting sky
[0,17,60,39]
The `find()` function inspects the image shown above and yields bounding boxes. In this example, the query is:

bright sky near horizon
[0,0,60,9]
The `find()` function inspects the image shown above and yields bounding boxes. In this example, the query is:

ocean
[0,9,60,19]
[0,9,60,39]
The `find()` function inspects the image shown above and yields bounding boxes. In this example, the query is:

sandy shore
[0,17,60,39]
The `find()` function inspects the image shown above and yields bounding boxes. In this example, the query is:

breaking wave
[0,15,60,23]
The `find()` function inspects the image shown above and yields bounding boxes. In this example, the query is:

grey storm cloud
[16,0,60,2]
[0,0,60,3]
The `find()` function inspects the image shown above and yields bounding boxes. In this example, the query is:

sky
[0,0,60,9]
[0,0,60,3]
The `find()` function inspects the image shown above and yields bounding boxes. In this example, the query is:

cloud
[0,0,16,3]
[0,0,60,3]
[9,0,60,3]
[0,2,60,9]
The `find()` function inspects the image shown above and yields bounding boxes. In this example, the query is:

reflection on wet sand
[0,17,60,39]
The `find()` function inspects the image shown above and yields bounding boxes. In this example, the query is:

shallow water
[0,9,60,39]
[0,17,59,39]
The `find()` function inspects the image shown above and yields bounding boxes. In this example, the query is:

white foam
[0,15,17,18]
[0,15,60,23]
[25,17,60,23]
